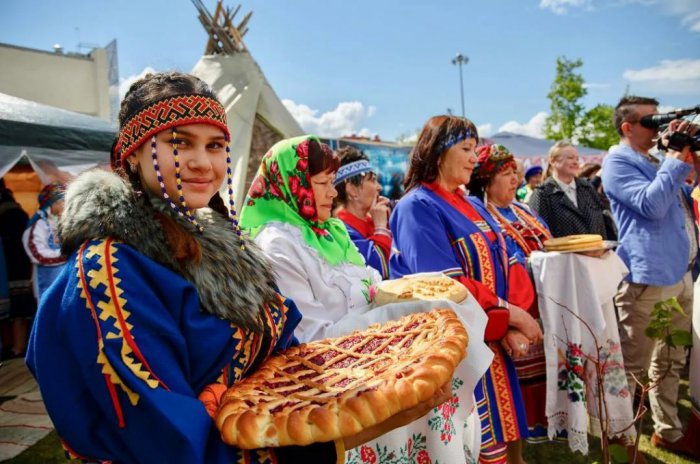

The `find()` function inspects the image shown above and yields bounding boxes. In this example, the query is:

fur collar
[60,169,279,331]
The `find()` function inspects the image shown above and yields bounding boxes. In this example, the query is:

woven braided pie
[215,309,468,448]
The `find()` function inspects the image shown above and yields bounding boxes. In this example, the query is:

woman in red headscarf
[467,144,554,455]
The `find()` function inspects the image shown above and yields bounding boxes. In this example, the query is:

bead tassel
[151,133,205,233]
[225,134,245,250]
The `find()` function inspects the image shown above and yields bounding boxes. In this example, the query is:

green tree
[544,56,618,150]
[544,56,587,141]
[578,104,618,150]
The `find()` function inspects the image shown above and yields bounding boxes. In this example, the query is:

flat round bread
[375,274,469,306]
[544,234,603,252]
[215,309,468,449]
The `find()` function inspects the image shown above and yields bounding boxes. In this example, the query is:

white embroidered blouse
[253,221,382,343]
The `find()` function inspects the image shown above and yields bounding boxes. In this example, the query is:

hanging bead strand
[152,135,187,219]
[171,128,204,233]
[225,134,245,250]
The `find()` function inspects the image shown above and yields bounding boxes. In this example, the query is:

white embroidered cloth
[529,251,636,454]
[326,285,493,464]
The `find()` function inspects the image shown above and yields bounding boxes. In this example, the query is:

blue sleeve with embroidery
[345,225,390,279]
[26,240,324,464]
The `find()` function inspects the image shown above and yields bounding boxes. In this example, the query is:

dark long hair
[403,115,479,192]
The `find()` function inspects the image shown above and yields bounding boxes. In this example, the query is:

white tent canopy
[192,53,304,206]
[0,92,115,181]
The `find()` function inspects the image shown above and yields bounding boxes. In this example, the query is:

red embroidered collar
[422,181,480,221]
[336,209,374,238]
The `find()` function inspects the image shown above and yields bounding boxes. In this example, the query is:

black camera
[646,105,700,152]
[665,131,700,152]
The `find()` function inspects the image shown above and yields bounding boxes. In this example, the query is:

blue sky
[1,0,699,141]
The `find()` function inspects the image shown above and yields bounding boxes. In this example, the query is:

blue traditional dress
[336,209,391,279]
[390,182,533,452]
[26,170,338,464]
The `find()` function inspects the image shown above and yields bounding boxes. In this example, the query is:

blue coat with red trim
[390,184,533,341]
[25,239,332,464]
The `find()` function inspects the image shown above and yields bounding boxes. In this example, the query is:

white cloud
[119,67,158,100]
[539,0,591,14]
[623,59,700,95]
[583,82,611,89]
[682,10,700,32]
[623,59,700,81]
[477,123,494,137]
[542,0,700,32]
[644,0,700,32]
[282,99,376,138]
[498,112,549,138]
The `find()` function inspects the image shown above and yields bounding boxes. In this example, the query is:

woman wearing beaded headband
[25,72,437,464]
[391,115,543,464]
[333,146,391,279]
[468,144,555,458]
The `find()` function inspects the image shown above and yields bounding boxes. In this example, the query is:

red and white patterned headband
[116,94,229,163]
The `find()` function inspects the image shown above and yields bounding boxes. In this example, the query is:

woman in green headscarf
[240,135,382,343]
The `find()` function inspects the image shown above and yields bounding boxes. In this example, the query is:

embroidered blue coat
[25,239,330,464]
[390,183,532,446]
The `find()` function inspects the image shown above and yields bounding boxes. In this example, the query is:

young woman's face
[486,166,519,206]
[310,169,338,222]
[438,138,478,188]
[129,123,227,210]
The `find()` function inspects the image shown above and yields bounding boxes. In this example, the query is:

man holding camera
[602,95,697,458]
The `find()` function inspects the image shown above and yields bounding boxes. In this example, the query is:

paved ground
[0,359,53,462]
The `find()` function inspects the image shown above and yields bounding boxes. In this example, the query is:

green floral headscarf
[240,135,365,267]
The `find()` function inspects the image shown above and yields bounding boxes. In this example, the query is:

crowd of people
[1,71,698,463]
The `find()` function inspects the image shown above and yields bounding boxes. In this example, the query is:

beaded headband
[116,94,229,163]
[436,128,477,154]
[333,160,373,186]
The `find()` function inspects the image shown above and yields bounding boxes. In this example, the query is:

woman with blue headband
[391,115,543,464]
[333,145,391,279]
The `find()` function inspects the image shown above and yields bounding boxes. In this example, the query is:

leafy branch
[548,296,691,463]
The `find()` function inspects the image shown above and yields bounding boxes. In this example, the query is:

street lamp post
[451,53,469,118]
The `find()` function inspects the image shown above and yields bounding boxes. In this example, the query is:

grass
[4,384,695,463]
